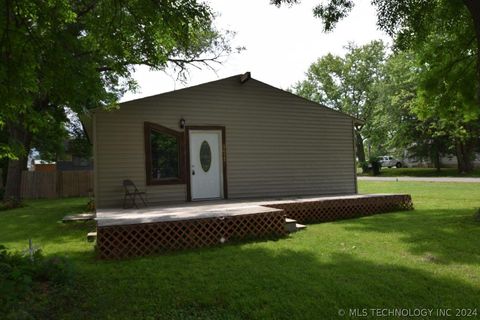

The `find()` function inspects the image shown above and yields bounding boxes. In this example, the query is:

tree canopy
[278,0,479,172]
[293,40,387,164]
[0,0,231,201]
[294,35,479,172]
[272,0,480,104]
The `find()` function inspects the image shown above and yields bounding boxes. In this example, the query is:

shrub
[359,161,370,173]
[474,208,480,222]
[0,245,75,319]
[86,199,95,212]
[0,197,23,211]
[35,256,74,285]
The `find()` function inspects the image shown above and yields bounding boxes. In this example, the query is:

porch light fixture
[179,118,186,129]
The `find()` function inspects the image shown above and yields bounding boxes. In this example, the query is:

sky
[121,0,390,102]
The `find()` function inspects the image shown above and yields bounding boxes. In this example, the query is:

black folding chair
[122,180,147,209]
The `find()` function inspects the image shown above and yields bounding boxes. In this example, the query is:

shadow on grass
[2,196,480,318]
[62,246,479,320]
[343,208,480,265]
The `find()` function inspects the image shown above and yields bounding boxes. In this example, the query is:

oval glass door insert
[200,141,212,172]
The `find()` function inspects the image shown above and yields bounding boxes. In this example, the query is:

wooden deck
[96,202,283,227]
[96,193,411,226]
[95,193,413,259]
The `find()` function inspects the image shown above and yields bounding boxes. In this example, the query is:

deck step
[285,218,307,233]
[87,232,97,242]
[63,213,95,223]
[295,223,307,230]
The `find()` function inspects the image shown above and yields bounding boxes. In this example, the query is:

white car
[378,156,403,168]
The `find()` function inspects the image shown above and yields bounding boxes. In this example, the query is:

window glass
[150,131,179,179]
[200,141,212,172]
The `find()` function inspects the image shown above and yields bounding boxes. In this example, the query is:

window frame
[144,122,185,185]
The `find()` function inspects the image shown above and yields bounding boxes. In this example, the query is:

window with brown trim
[144,122,185,185]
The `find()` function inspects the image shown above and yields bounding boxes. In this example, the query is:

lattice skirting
[97,211,287,259]
[266,194,413,224]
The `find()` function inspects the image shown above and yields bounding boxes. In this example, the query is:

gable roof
[119,73,363,124]
[248,76,364,125]
[82,74,363,139]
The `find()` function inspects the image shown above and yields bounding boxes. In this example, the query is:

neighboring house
[437,153,480,168]
[87,73,361,208]
[29,156,93,172]
[402,152,480,168]
[30,160,56,172]
[57,157,93,171]
[57,137,94,171]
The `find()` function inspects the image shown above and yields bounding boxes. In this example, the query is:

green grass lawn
[1,182,480,319]
[358,167,480,177]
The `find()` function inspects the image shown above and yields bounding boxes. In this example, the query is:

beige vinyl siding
[94,76,356,208]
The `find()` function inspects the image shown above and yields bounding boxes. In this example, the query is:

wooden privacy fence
[21,171,93,199]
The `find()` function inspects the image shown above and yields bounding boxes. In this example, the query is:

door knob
[192,170,195,175]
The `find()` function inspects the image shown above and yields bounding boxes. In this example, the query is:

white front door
[189,130,223,200]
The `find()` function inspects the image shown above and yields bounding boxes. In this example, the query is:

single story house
[88,73,361,208]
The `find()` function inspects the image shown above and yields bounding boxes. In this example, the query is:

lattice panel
[97,211,286,259]
[266,194,413,224]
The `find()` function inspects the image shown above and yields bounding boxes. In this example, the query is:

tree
[275,0,479,172]
[411,6,479,172]
[0,0,231,202]
[368,52,417,156]
[272,0,480,106]
[28,108,92,163]
[293,40,387,164]
[371,52,450,171]
[30,109,70,163]
[372,45,477,173]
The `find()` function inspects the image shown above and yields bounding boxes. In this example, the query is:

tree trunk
[455,140,475,174]
[3,124,31,203]
[355,130,366,164]
[433,147,441,172]
[463,0,480,105]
